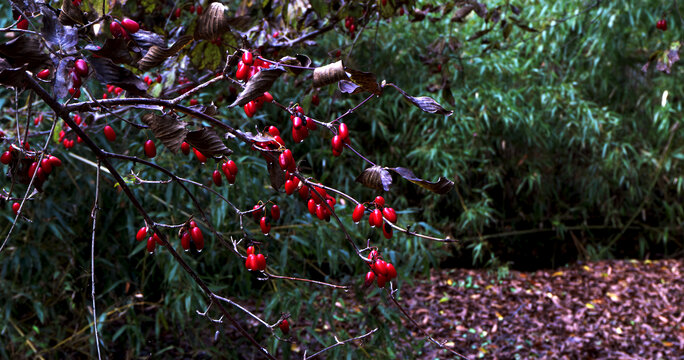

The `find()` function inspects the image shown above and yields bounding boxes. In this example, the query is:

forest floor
[401,259,684,359]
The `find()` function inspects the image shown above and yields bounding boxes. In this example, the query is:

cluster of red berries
[344,16,356,37]
[33,114,43,126]
[1,149,63,193]
[109,18,139,39]
[353,196,397,239]
[68,59,89,98]
[142,74,163,86]
[103,84,124,99]
[136,226,162,254]
[289,105,317,143]
[656,19,667,31]
[213,159,238,185]
[252,203,280,235]
[235,51,274,117]
[283,176,338,222]
[245,245,267,271]
[58,113,85,149]
[173,4,202,19]
[364,249,398,288]
[178,142,210,164]
[180,220,205,252]
[331,122,350,156]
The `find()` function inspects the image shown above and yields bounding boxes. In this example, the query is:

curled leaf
[89,57,147,95]
[194,2,229,40]
[129,30,166,52]
[389,167,454,194]
[313,60,346,88]
[185,128,232,156]
[356,166,392,191]
[141,113,188,153]
[267,161,286,191]
[53,56,72,99]
[338,80,362,94]
[278,54,312,76]
[387,83,453,116]
[41,6,77,52]
[138,35,193,71]
[0,36,50,71]
[0,58,26,88]
[229,67,285,107]
[345,67,382,95]
[86,39,135,65]
[58,0,86,26]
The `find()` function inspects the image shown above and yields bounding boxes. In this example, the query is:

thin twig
[90,161,103,360]
[303,328,378,359]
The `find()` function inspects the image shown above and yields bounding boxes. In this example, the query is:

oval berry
[382,222,393,239]
[260,216,271,235]
[103,125,116,142]
[12,202,20,215]
[386,262,397,279]
[74,59,88,77]
[262,92,274,103]
[279,319,290,334]
[246,245,255,256]
[338,123,349,140]
[180,141,190,155]
[40,158,52,175]
[181,231,191,251]
[376,274,387,288]
[298,185,310,200]
[48,155,62,167]
[1,151,12,165]
[252,204,263,221]
[225,159,238,175]
[278,152,289,171]
[245,254,257,271]
[315,204,326,220]
[28,162,38,178]
[374,196,385,207]
[121,18,140,34]
[382,207,397,223]
[271,205,280,221]
[352,204,365,224]
[212,170,222,186]
[331,135,344,154]
[190,226,204,251]
[255,253,266,270]
[192,148,206,163]
[17,17,29,30]
[307,198,317,215]
[146,237,156,254]
[284,179,296,195]
[242,51,253,65]
[364,271,376,287]
[305,117,317,131]
[144,140,156,158]
[236,62,250,81]
[268,126,280,137]
[152,233,162,245]
[110,21,123,37]
[292,116,303,130]
[36,69,50,80]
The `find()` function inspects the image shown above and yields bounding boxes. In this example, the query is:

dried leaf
[468,27,494,41]
[58,0,86,25]
[226,15,252,31]
[388,83,453,116]
[278,54,312,76]
[355,166,393,191]
[138,35,193,71]
[41,6,78,52]
[236,130,277,143]
[129,30,166,52]
[194,2,229,40]
[89,57,147,95]
[0,58,26,88]
[451,4,474,22]
[53,56,71,99]
[141,113,188,153]
[0,35,49,71]
[338,80,362,94]
[389,167,454,194]
[86,38,135,65]
[185,128,232,156]
[267,161,286,191]
[513,21,538,33]
[313,61,346,88]
[345,67,382,95]
[229,67,285,107]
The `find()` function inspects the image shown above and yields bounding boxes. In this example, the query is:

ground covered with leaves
[402,259,684,359]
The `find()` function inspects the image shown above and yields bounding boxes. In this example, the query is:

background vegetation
[1,0,682,358]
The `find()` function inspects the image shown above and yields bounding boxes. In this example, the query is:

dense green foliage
[1,0,682,358]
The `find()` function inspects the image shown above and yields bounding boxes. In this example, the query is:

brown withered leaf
[278,54,312,76]
[58,0,86,26]
[0,58,26,88]
[389,167,454,194]
[229,66,285,107]
[313,60,346,88]
[452,4,475,22]
[141,113,188,153]
[138,35,193,71]
[387,83,453,116]
[53,56,72,99]
[185,128,232,156]
[345,67,382,95]
[356,166,392,191]
[194,2,229,40]
[0,36,49,71]
[338,80,363,94]
[86,38,135,65]
[90,57,148,95]
[267,161,286,191]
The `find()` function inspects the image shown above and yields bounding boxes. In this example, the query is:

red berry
[305,117,317,131]
[17,17,29,30]
[1,151,12,164]
[331,135,344,154]
[189,220,197,228]
[352,204,365,224]
[284,179,296,195]
[74,59,88,77]
[274,135,285,147]
[382,222,393,239]
[156,75,162,83]
[190,226,204,251]
[193,148,207,163]
[376,274,387,288]
[307,198,316,215]
[71,71,82,88]
[196,5,203,14]
[181,231,191,251]
[152,233,162,245]
[657,19,668,31]
[121,18,140,33]
[369,250,379,262]
[36,69,50,80]
[374,196,385,207]
[221,163,237,184]
[189,98,198,106]
[103,125,116,142]
[12,202,20,215]
[298,185,310,200]
[260,216,271,235]
[369,209,382,228]
[180,141,190,155]
[262,92,274,103]
[311,94,319,105]
[252,204,263,221]
[40,158,52,175]
[364,271,375,287]
[212,170,222,186]
[292,116,303,130]
[338,123,349,140]
[144,140,156,158]
[268,126,280,137]
[110,21,124,37]
[246,254,257,271]
[373,260,388,277]
[279,319,290,334]
[271,205,280,221]
[225,159,238,175]
[174,8,182,18]
[28,162,38,178]
[236,62,250,81]
[255,253,266,270]
[315,204,326,220]
[242,51,253,65]
[69,87,81,97]
[382,207,397,223]
[278,153,289,171]
[386,262,397,279]
[146,236,156,253]
[246,245,255,255]
[48,155,62,167]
